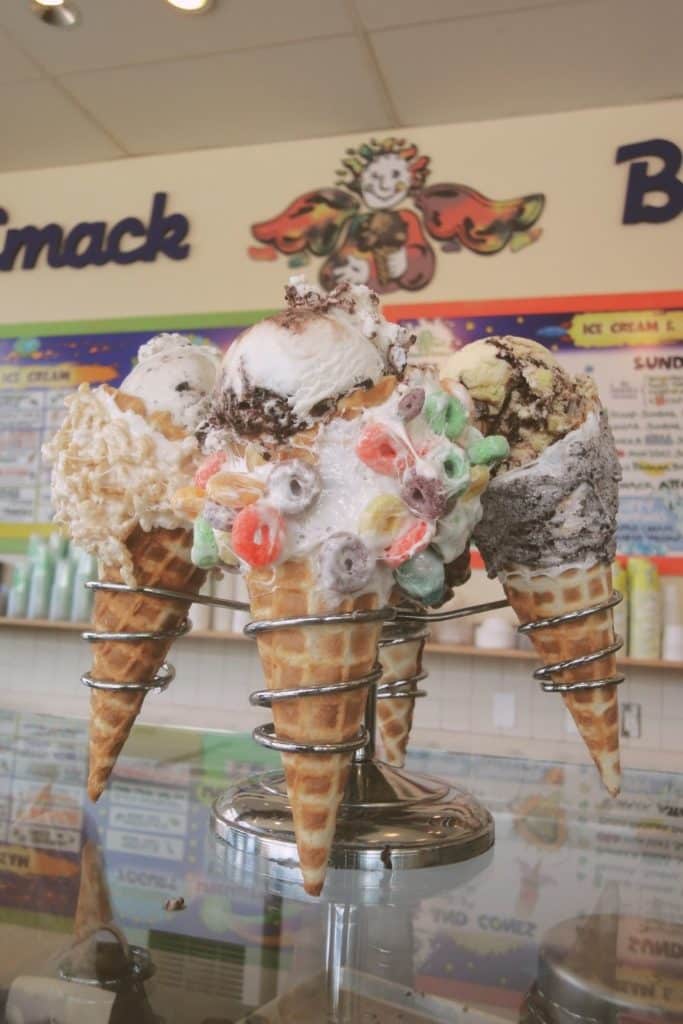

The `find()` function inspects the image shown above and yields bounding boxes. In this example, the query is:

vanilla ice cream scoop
[121,332,221,435]
[43,333,221,584]
[444,336,598,470]
[208,277,413,443]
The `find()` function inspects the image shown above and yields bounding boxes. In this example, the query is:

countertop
[0,710,682,1023]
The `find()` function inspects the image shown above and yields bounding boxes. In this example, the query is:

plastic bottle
[627,557,661,659]
[612,561,629,656]
[48,557,75,621]
[27,544,53,619]
[48,532,69,561]
[7,562,32,618]
[71,550,97,622]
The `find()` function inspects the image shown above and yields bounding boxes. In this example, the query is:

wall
[1,623,681,776]
[0,99,680,325]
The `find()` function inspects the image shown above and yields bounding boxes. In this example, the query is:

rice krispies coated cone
[88,525,205,802]
[247,558,382,897]
[504,562,621,797]
[376,632,425,768]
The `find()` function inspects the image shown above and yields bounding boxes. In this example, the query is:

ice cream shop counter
[0,710,682,1024]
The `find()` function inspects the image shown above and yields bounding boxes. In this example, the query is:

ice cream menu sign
[0,289,682,566]
[0,321,248,554]
[389,290,683,569]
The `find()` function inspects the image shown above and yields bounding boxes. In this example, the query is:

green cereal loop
[468,435,510,466]
[441,447,470,492]
[424,392,448,434]
[424,391,467,440]
[394,547,445,606]
[192,516,219,569]
[444,396,468,440]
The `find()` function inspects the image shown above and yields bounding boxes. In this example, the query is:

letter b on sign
[616,138,683,224]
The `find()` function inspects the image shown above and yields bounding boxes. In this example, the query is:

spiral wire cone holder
[518,591,625,693]
[80,579,247,692]
[79,580,624,890]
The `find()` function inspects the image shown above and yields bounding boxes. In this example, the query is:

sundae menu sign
[0,289,682,568]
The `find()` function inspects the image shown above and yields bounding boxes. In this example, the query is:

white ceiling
[0,0,681,172]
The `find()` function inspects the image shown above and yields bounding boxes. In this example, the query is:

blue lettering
[62,221,108,267]
[0,222,64,270]
[145,191,190,262]
[0,193,191,271]
[105,216,148,265]
[616,138,683,224]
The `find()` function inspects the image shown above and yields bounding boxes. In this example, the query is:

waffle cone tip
[247,559,380,895]
[504,562,621,799]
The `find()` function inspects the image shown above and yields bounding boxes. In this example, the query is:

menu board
[387,291,683,570]
[0,322,248,555]
[1,291,682,566]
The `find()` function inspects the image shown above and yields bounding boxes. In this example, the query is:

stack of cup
[612,560,629,657]
[628,557,662,659]
[474,616,516,650]
[212,572,236,633]
[231,576,251,637]
[662,580,683,662]
[189,578,213,632]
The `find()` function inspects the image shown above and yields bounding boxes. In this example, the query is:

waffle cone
[504,562,621,796]
[247,558,381,896]
[376,625,426,768]
[87,525,205,802]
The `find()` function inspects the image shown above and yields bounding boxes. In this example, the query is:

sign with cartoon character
[248,137,545,294]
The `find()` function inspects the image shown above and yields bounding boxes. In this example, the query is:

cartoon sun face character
[360,152,412,211]
[250,135,545,295]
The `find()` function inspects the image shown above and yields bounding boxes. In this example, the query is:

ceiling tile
[59,36,391,155]
[372,0,683,124]
[356,0,577,31]
[0,79,123,172]
[0,0,353,76]
[0,25,42,84]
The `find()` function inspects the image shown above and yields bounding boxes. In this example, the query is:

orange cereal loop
[172,486,206,519]
[338,375,397,415]
[206,471,265,508]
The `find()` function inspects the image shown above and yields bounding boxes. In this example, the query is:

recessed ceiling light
[165,0,215,13]
[31,0,80,28]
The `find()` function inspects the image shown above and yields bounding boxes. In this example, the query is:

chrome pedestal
[212,761,494,875]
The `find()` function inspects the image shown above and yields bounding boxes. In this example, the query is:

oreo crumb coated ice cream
[206,277,414,445]
[445,335,621,578]
[474,409,621,578]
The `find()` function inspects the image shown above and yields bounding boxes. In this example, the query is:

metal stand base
[211,761,494,881]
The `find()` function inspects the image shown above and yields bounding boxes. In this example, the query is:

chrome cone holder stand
[211,598,512,880]
[81,579,624,890]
